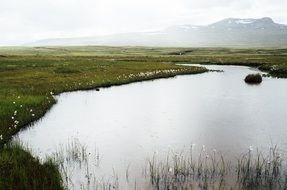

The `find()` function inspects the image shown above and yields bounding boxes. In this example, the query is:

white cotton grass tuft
[202,145,206,152]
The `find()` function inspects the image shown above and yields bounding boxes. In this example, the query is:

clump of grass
[146,145,229,190]
[0,142,63,190]
[52,138,117,190]
[236,146,286,190]
[244,73,263,84]
[146,145,287,190]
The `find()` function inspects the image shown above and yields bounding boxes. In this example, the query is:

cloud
[0,0,286,45]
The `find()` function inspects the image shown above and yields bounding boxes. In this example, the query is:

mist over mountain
[28,17,287,47]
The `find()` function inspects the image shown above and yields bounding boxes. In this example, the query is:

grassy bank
[0,143,63,190]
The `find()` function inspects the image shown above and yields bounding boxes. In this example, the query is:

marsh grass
[0,142,63,190]
[52,138,118,190]
[40,139,287,190]
[146,146,229,190]
[236,146,287,190]
[146,146,287,190]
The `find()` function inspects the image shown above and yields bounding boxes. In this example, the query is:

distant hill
[28,17,287,47]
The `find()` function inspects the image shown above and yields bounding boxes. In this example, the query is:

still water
[15,65,287,189]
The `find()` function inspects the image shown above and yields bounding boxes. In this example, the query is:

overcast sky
[0,0,286,45]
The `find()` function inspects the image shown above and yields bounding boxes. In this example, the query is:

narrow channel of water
[15,65,287,189]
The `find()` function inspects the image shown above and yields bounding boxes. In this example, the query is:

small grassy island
[244,73,263,84]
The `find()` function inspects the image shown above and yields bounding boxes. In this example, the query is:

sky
[0,0,287,45]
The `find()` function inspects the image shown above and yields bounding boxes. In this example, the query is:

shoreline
[0,66,207,147]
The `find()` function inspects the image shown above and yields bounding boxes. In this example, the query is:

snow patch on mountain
[235,19,254,24]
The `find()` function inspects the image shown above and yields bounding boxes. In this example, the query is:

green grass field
[0,46,286,189]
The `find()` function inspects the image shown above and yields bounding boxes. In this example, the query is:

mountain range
[29,17,287,47]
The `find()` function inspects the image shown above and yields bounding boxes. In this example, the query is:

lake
[14,65,287,189]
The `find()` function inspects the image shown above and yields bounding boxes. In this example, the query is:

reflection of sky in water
[15,65,287,189]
